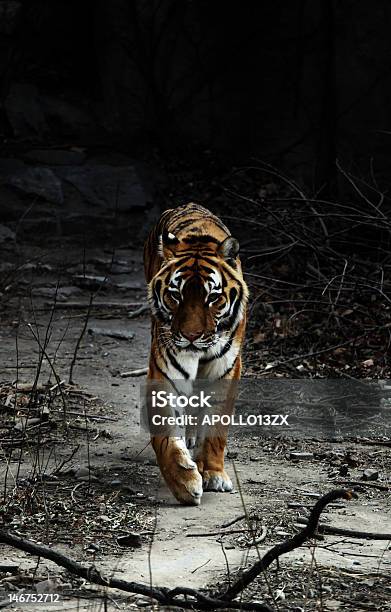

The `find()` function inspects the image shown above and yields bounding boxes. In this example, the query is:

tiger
[143,202,248,505]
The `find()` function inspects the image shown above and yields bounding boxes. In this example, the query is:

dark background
[2,0,391,190]
[0,0,390,378]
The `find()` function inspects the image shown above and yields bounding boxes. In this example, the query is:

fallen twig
[336,479,390,491]
[120,367,148,378]
[222,514,246,528]
[0,489,361,611]
[191,559,211,574]
[295,517,391,540]
[51,445,80,476]
[0,530,272,611]
[220,488,354,601]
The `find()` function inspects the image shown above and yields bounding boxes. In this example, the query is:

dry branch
[295,517,391,540]
[220,488,355,601]
[0,531,272,611]
[0,489,356,611]
[120,367,148,377]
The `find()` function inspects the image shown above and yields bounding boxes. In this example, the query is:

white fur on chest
[198,340,240,380]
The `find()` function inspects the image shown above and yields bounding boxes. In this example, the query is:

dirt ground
[0,235,390,612]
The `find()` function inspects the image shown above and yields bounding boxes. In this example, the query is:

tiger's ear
[217,236,240,260]
[160,230,179,259]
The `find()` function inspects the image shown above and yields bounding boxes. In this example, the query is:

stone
[115,280,142,290]
[77,475,98,482]
[31,286,82,300]
[57,164,147,211]
[117,533,142,548]
[88,326,134,341]
[0,224,15,244]
[110,479,122,487]
[7,167,63,204]
[72,274,107,289]
[35,579,59,594]
[74,466,92,478]
[362,468,379,481]
[40,94,96,136]
[15,417,41,431]
[23,149,86,166]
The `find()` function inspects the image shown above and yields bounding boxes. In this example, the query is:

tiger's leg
[151,435,203,504]
[147,363,203,505]
[195,357,241,492]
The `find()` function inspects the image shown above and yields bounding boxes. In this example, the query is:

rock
[23,149,86,166]
[7,167,63,204]
[117,533,142,548]
[15,417,41,431]
[345,453,360,467]
[31,286,82,301]
[74,466,92,478]
[40,94,96,136]
[110,479,122,487]
[57,164,147,211]
[362,468,379,481]
[115,280,142,290]
[0,563,19,574]
[88,326,134,341]
[135,596,151,606]
[73,274,107,290]
[77,475,98,482]
[0,224,15,244]
[4,83,48,138]
[338,464,349,476]
[35,579,59,594]
[20,262,53,272]
[275,588,286,601]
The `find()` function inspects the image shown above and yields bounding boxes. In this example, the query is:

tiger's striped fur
[144,203,248,504]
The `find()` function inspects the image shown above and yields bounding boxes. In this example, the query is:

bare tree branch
[220,488,355,601]
[0,489,357,611]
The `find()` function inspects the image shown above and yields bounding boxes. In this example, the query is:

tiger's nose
[182,330,203,342]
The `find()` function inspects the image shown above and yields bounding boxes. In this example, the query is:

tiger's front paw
[202,469,233,492]
[162,449,203,505]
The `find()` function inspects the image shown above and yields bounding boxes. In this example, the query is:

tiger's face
[148,235,247,351]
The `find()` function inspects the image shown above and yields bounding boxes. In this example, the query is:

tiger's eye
[169,289,181,301]
[208,292,222,304]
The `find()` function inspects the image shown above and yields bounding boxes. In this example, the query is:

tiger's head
[148,231,248,351]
